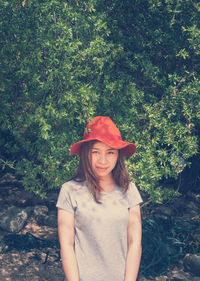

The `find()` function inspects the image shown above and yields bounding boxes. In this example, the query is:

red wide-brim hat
[70,116,136,157]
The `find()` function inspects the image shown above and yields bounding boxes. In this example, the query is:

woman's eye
[108,151,114,155]
[92,150,99,154]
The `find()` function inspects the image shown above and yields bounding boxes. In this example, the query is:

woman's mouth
[96,166,107,170]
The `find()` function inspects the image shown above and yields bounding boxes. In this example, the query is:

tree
[0,0,199,201]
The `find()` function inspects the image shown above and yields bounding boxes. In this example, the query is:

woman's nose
[98,153,106,164]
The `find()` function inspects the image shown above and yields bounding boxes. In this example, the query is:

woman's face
[89,141,119,181]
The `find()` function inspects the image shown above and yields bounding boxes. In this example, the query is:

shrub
[0,0,199,201]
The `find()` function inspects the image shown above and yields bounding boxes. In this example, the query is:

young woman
[56,116,143,281]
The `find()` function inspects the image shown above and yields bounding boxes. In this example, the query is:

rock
[191,227,200,243]
[0,185,45,207]
[155,275,168,280]
[137,276,151,281]
[183,254,200,276]
[185,200,199,212]
[0,206,30,233]
[183,200,200,219]
[167,271,191,280]
[34,205,49,225]
[0,173,19,183]
[0,233,8,253]
[43,212,57,228]
[174,219,196,232]
[34,205,49,217]
[186,191,199,201]
[0,238,8,253]
[158,205,175,217]
[183,209,199,219]
[33,205,57,227]
[45,190,59,210]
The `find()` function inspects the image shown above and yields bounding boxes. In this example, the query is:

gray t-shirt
[56,180,142,281]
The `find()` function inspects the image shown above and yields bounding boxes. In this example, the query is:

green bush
[0,0,199,201]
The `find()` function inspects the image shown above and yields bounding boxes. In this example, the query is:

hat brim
[70,138,136,157]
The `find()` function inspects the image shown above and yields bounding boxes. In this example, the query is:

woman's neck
[99,177,116,193]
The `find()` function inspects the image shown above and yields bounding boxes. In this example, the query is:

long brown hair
[72,140,131,203]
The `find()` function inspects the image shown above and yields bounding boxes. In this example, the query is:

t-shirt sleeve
[126,182,143,208]
[56,182,77,213]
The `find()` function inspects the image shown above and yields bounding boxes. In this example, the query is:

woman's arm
[124,205,142,281]
[57,208,79,281]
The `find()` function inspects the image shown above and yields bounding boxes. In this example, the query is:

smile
[96,167,108,170]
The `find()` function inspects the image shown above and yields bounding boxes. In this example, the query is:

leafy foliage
[0,0,199,201]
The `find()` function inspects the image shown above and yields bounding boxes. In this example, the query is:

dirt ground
[0,216,65,281]
[0,250,64,281]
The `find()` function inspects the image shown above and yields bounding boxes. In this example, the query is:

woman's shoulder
[127,181,140,193]
[126,181,143,206]
[61,179,85,192]
[57,180,85,212]
[129,181,137,187]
